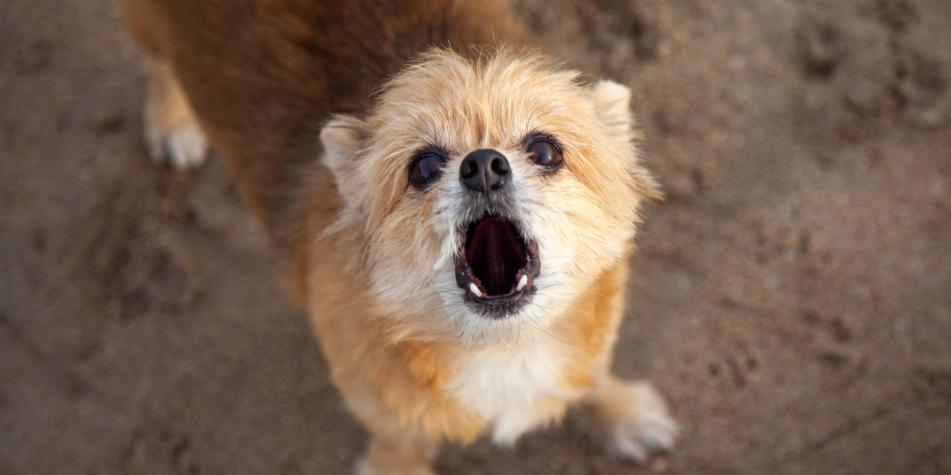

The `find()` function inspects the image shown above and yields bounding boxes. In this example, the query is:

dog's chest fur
[445,336,583,444]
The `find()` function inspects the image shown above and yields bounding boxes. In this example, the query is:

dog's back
[121,0,524,228]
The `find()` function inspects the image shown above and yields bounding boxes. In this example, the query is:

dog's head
[320,48,659,342]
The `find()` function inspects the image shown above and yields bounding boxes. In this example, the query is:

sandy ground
[2,0,950,474]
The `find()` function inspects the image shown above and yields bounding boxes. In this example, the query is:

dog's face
[320,49,658,342]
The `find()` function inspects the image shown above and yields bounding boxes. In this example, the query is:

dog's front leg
[356,428,438,475]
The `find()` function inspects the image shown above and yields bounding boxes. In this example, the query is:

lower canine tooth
[516,275,529,291]
[469,283,483,298]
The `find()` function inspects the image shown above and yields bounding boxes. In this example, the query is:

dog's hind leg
[140,57,208,169]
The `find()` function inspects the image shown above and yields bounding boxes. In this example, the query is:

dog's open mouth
[455,216,540,316]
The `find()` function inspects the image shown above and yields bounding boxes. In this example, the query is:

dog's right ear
[320,115,368,208]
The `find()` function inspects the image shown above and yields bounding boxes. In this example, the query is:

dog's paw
[145,120,208,169]
[355,458,435,475]
[585,381,678,462]
[141,59,208,169]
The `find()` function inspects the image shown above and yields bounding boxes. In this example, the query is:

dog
[120,0,677,473]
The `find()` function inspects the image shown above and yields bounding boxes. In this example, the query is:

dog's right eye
[408,151,446,188]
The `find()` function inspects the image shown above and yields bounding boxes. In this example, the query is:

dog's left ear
[320,115,369,207]
[592,80,662,200]
[591,80,635,134]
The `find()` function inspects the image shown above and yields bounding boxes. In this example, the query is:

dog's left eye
[526,137,564,170]
[408,151,446,188]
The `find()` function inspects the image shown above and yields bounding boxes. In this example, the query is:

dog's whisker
[530,322,573,347]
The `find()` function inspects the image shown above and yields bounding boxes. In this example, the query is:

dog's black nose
[460,149,510,193]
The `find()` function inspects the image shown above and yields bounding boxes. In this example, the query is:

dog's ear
[592,80,662,200]
[591,80,635,134]
[320,115,368,207]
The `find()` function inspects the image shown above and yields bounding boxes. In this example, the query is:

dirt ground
[2,0,950,474]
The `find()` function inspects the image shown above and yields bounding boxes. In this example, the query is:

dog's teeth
[516,274,528,291]
[469,283,483,298]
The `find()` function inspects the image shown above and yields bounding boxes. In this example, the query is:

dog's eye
[408,151,446,188]
[526,137,563,170]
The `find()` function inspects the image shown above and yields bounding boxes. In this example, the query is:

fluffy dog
[121,0,677,473]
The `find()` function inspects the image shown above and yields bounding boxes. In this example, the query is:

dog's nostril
[461,159,479,180]
[490,156,510,176]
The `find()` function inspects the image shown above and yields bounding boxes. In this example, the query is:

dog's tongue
[466,218,525,295]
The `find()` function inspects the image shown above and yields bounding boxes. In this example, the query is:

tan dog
[121,1,677,473]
